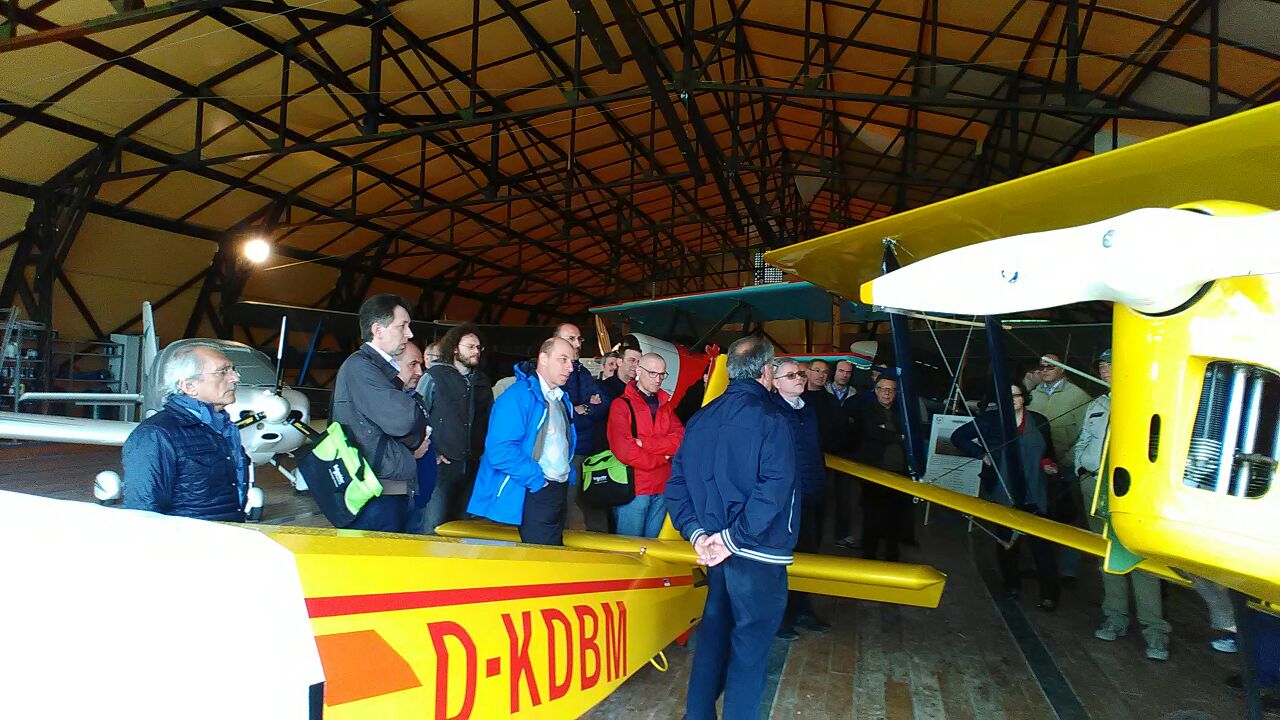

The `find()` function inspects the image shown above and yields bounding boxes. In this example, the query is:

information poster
[921,414,984,497]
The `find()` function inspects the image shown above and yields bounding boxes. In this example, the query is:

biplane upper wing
[763,102,1280,300]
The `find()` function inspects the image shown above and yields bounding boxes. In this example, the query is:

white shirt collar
[537,372,564,402]
[782,394,804,409]
[366,341,400,371]
[1043,378,1065,395]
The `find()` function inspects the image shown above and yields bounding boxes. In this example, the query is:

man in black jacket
[331,294,430,532]
[851,377,913,561]
[807,359,861,549]
[416,323,493,533]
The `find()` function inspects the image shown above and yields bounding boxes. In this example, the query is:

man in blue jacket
[123,343,249,522]
[665,336,797,719]
[468,337,578,545]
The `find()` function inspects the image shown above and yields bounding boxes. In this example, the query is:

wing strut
[882,240,927,478]
[984,316,1028,506]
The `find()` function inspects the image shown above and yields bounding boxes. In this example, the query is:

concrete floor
[1,442,1267,719]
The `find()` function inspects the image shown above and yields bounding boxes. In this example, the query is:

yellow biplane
[764,101,1280,606]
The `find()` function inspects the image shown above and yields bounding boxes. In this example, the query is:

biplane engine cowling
[859,200,1280,603]
[1106,202,1280,602]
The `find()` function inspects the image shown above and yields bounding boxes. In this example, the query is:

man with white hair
[666,336,797,718]
[122,343,249,521]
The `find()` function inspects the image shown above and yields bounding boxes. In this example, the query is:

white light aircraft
[0,302,311,519]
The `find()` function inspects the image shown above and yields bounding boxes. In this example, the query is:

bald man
[468,336,579,545]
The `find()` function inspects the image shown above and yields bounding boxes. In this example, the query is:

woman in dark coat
[951,384,1063,610]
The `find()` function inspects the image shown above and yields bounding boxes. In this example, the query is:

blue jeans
[613,493,667,538]
[686,555,788,720]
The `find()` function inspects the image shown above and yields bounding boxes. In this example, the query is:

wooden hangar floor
[3,443,1267,720]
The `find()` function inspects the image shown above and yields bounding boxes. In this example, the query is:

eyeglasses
[875,387,896,393]
[776,371,807,381]
[1011,392,1025,398]
[199,365,239,377]
[638,366,669,380]
[460,343,483,352]
[1037,363,1056,369]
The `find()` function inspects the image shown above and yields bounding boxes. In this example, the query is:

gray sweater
[331,343,427,495]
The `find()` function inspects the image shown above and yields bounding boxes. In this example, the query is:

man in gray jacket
[331,294,430,532]
[1075,349,1170,660]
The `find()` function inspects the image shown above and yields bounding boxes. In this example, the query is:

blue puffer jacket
[665,379,798,565]
[774,393,826,500]
[122,397,247,522]
[467,364,578,525]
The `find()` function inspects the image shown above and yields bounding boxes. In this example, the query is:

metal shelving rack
[48,338,128,419]
[0,308,53,413]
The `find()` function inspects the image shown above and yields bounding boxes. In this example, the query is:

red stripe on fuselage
[307,574,693,618]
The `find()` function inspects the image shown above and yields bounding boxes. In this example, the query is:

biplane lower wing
[437,520,947,609]
[825,455,1187,586]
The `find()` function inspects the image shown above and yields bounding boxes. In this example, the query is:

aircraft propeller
[860,204,1279,316]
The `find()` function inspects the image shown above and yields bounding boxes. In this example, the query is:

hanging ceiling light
[243,237,271,264]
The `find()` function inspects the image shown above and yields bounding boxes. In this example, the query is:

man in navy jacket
[123,343,249,522]
[552,322,609,532]
[665,336,797,719]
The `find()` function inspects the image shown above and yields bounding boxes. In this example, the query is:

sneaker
[834,536,860,550]
[1145,635,1169,661]
[1094,617,1129,642]
[1037,599,1057,612]
[776,626,798,641]
[796,615,832,634]
[1212,634,1238,654]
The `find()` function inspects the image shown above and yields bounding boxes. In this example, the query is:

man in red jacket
[607,352,685,537]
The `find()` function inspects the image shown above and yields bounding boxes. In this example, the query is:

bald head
[537,336,576,389]
[635,352,667,394]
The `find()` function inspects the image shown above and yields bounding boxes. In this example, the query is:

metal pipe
[1215,366,1249,494]
[20,392,142,404]
[1233,370,1265,497]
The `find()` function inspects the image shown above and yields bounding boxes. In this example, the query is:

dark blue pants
[687,555,788,720]
[519,481,568,546]
[783,495,824,627]
[347,494,408,533]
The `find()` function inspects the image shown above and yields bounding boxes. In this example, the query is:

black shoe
[1224,674,1243,689]
[776,626,798,640]
[1037,599,1057,612]
[795,615,832,634]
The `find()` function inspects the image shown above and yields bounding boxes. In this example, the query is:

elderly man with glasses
[607,352,685,537]
[771,358,832,639]
[122,343,250,521]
